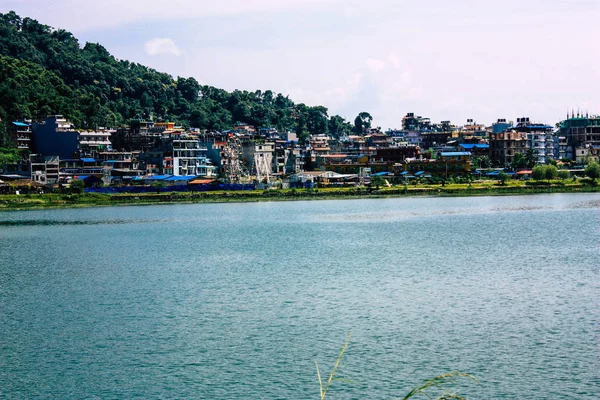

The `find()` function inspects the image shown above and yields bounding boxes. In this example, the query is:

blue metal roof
[441,152,471,157]
[524,125,553,130]
[371,172,390,176]
[75,175,89,180]
[145,175,172,181]
[415,171,426,176]
[460,144,489,149]
[399,171,409,175]
[165,175,197,181]
[80,158,95,163]
[12,121,30,127]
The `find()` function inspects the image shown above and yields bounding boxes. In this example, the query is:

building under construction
[557,113,600,163]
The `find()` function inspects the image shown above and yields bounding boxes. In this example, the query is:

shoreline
[1,182,599,212]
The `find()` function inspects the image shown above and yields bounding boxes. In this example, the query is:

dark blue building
[32,116,79,159]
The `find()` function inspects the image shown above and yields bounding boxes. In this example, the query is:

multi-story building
[78,129,112,158]
[489,130,528,167]
[402,113,432,131]
[491,119,513,134]
[31,115,80,159]
[513,117,554,164]
[251,142,274,181]
[422,132,452,150]
[366,133,390,148]
[98,151,139,172]
[172,139,214,177]
[9,121,32,151]
[556,114,600,162]
[30,155,60,185]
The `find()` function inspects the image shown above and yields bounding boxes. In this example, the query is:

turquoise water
[1,194,599,399]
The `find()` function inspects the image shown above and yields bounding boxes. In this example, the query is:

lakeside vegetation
[316,334,478,400]
[1,179,598,211]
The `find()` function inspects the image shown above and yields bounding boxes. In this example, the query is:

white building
[79,129,112,158]
[172,139,215,177]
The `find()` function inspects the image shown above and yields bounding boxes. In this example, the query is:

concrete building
[513,117,554,164]
[172,139,214,177]
[78,129,112,158]
[489,130,528,167]
[30,155,60,185]
[31,116,79,159]
[556,114,600,162]
[492,119,513,134]
[9,121,32,151]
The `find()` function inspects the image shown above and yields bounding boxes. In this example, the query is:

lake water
[1,194,599,399]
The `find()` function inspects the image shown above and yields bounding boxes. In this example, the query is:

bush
[557,170,570,180]
[585,161,600,181]
[545,165,558,180]
[70,179,85,194]
[532,165,546,181]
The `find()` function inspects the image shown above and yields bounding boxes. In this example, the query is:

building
[422,132,452,150]
[9,121,32,151]
[31,115,79,159]
[489,130,528,167]
[556,114,600,162]
[172,139,214,177]
[492,119,513,134]
[251,142,274,182]
[402,113,432,131]
[78,129,112,158]
[404,152,472,177]
[513,117,554,164]
[458,143,489,157]
[30,155,60,185]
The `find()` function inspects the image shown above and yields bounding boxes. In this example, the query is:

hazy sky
[4,0,599,129]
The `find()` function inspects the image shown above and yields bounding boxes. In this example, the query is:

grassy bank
[1,180,598,211]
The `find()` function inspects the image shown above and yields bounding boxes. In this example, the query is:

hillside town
[1,111,599,193]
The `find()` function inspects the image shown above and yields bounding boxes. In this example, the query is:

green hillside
[0,11,356,148]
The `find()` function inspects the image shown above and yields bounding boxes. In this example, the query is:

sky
[3,0,599,129]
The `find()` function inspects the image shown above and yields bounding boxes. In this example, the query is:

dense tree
[512,153,526,169]
[473,155,491,169]
[353,112,372,135]
[0,11,365,140]
[305,106,328,136]
[524,149,538,169]
[328,115,352,138]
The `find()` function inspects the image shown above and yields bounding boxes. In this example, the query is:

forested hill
[0,11,360,146]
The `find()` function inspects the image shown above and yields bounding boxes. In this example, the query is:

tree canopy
[0,11,358,143]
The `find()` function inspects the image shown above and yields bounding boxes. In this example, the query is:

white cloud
[144,38,182,56]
